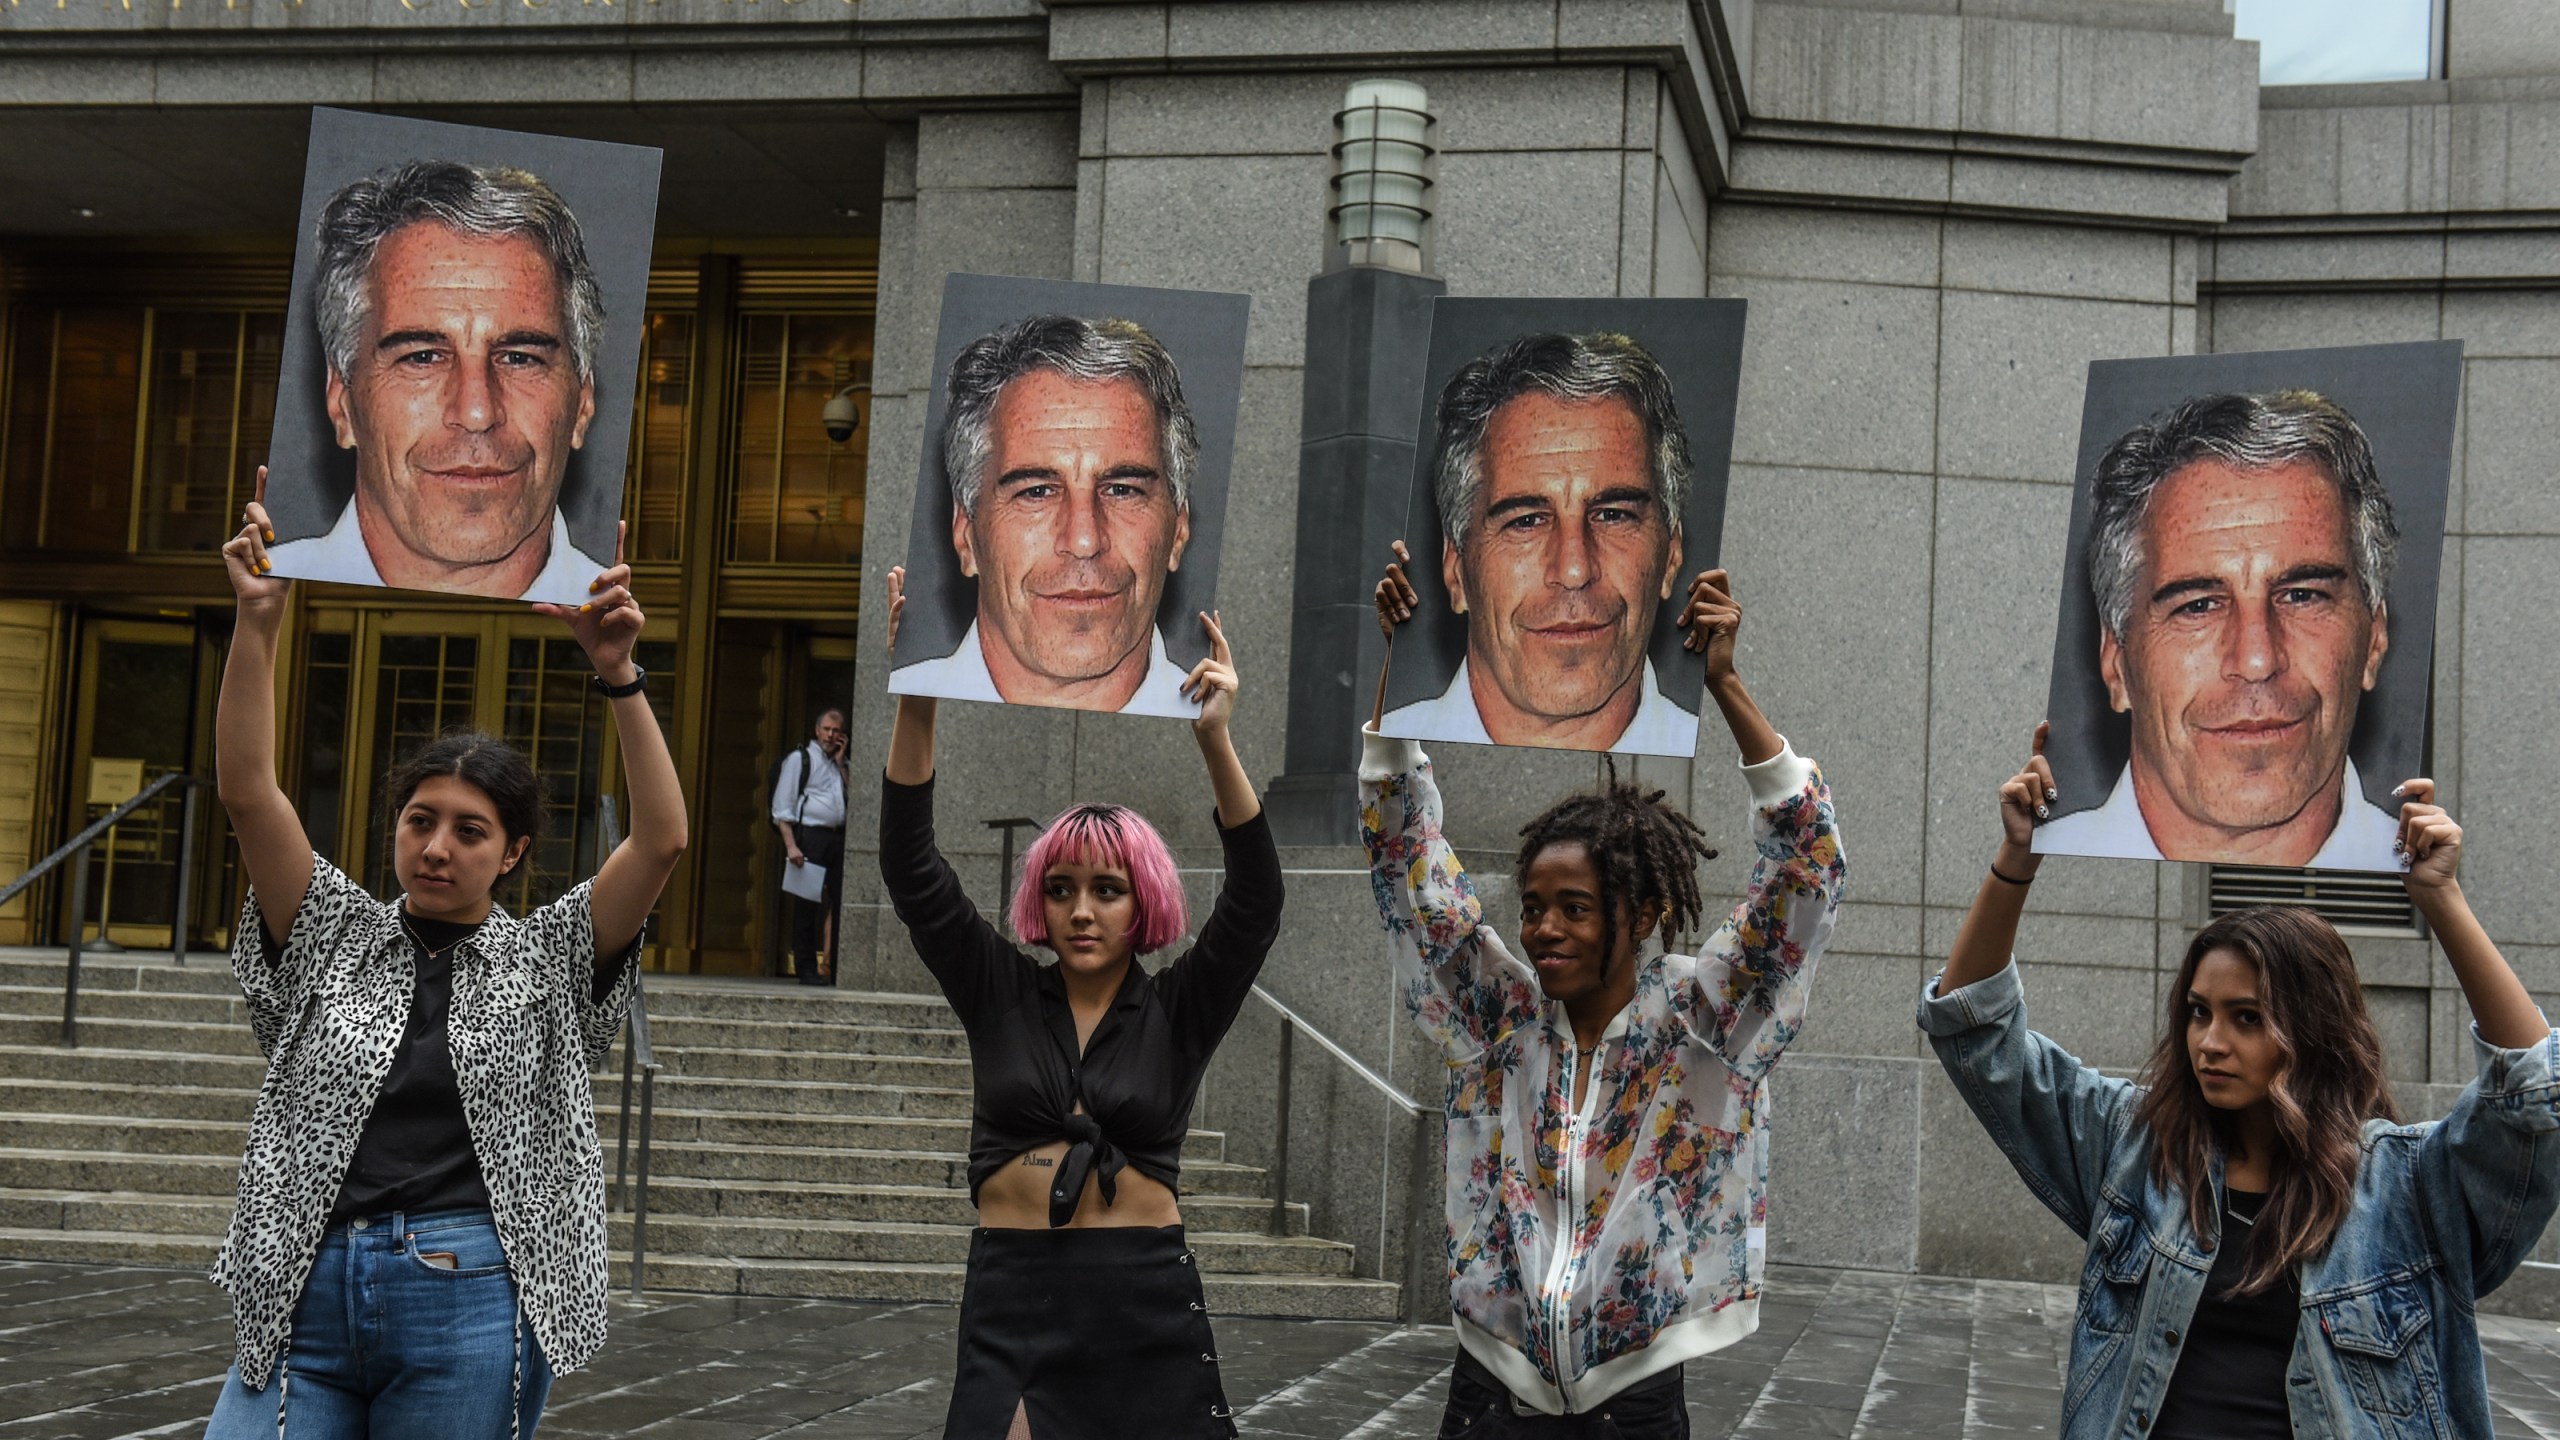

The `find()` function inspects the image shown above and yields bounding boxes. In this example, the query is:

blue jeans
[204,1208,553,1439]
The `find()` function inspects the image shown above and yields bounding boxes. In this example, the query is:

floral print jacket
[1360,731,1845,1415]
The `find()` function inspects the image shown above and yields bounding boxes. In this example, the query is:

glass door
[64,616,200,947]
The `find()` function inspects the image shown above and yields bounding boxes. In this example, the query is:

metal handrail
[600,794,662,1299]
[0,772,207,1047]
[1245,983,1442,1324]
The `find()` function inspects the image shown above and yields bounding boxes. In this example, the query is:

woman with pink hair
[878,566,1282,1440]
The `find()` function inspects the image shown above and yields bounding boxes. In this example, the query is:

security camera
[821,386,864,444]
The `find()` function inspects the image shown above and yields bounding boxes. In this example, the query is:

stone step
[640,1044,971,1087]
[0,953,239,998]
[633,985,959,1028]
[589,1073,974,1120]
[5,1113,246,1158]
[607,1108,1225,1162]
[638,1139,1275,1197]
[0,1014,262,1057]
[0,1077,257,1124]
[0,1224,219,1269]
[0,1148,238,1196]
[0,982,248,1027]
[606,1253,1401,1321]
[641,1015,972,1057]
[0,1185,233,1233]
[634,1176,1307,1235]
[0,1042,268,1089]
[610,1215,1353,1275]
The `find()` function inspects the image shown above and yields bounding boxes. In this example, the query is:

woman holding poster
[877,566,1283,1439]
[202,475,687,1437]
[1920,727,2560,1439]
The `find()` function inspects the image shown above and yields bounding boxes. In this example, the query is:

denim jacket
[1920,961,2560,1440]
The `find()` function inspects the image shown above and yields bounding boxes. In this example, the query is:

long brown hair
[2132,907,2397,1293]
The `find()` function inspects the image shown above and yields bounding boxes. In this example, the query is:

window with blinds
[2207,865,2419,934]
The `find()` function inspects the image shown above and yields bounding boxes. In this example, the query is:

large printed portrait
[2036,342,2461,874]
[887,274,1250,718]
[262,108,662,607]
[1378,298,1746,758]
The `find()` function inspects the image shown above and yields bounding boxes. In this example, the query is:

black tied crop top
[878,774,1285,1226]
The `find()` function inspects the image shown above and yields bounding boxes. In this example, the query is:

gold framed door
[63,615,203,948]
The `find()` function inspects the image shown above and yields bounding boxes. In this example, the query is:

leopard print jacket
[214,856,638,1389]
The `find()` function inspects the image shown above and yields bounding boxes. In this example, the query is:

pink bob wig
[1008,803,1189,955]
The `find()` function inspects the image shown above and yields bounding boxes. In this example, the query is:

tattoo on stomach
[1023,1155,1055,1168]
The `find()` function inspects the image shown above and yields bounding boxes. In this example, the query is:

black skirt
[945,1225,1237,1440]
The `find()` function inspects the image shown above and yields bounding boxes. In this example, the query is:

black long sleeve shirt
[878,774,1285,1226]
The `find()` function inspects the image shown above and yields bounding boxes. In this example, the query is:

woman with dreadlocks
[876,566,1282,1440]
[1365,546,1846,1437]
[1921,726,2560,1439]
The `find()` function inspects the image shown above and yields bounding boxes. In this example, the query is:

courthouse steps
[0,952,1398,1321]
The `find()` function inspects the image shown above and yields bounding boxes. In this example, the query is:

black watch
[594,665,647,699]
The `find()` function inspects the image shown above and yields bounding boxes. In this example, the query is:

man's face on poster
[951,368,1190,698]
[324,222,595,588]
[2100,456,2389,837]
[1443,391,1681,725]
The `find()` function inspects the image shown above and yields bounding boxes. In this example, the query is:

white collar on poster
[893,621,1197,716]
[1381,656,1701,759]
[265,499,609,604]
[2035,754,2403,871]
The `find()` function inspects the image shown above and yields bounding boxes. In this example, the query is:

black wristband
[1989,861,2035,887]
[594,665,647,699]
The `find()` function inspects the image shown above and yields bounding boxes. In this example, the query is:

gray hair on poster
[312,158,608,384]
[2087,389,2399,641]
[1429,331,1695,548]
[940,314,1201,515]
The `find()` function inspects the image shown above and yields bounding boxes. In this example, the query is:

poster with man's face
[887,274,1250,718]
[1378,298,1746,758]
[262,108,662,607]
[2035,342,2460,874]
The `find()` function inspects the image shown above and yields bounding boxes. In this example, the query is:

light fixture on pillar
[1267,81,1448,846]
[1330,79,1435,273]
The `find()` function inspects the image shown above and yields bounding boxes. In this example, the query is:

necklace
[399,913,478,964]
[2227,1194,2263,1227]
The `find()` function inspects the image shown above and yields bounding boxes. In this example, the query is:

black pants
[786,824,843,985]
[1438,1349,1689,1439]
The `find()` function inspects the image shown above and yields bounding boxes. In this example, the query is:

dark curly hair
[1515,760,1718,963]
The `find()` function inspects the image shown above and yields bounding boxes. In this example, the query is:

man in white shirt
[888,314,1199,717]
[772,708,849,985]
[2037,390,2406,873]
[266,159,612,606]
[1381,332,1701,758]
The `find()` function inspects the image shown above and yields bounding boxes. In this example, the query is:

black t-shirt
[259,911,493,1222]
[878,774,1285,1227]
[2152,1187,2299,1440]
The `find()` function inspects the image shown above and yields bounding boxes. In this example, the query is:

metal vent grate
[2207,865,2417,933]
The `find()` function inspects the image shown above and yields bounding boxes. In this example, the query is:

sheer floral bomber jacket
[1359,730,1846,1415]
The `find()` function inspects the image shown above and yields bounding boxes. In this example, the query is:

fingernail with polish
[2044,787,2058,802]
[2035,804,2050,821]
[577,603,592,614]
[2391,784,2406,797]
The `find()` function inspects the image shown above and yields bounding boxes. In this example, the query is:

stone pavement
[12,1259,2560,1438]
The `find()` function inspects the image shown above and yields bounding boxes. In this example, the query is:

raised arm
[1918,724,2130,1237]
[2399,781,2560,1290]
[884,568,939,786]
[1185,611,1257,828]
[1362,543,1536,1059]
[216,474,314,939]
[533,525,687,964]
[1941,723,2058,994]
[1671,570,1846,1081]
